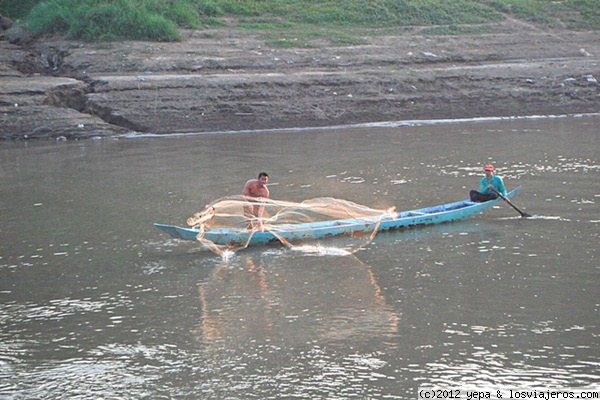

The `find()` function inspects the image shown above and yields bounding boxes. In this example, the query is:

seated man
[470,164,507,202]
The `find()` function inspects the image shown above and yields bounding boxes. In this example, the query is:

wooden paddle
[490,187,531,218]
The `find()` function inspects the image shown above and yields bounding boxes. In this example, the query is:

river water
[1,115,598,399]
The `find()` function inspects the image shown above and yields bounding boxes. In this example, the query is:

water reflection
[195,251,400,347]
[184,250,406,399]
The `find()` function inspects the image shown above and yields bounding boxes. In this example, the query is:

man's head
[484,164,495,174]
[258,172,269,186]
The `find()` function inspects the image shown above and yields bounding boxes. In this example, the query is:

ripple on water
[1,298,107,324]
[413,320,599,389]
[188,347,399,399]
[1,342,401,399]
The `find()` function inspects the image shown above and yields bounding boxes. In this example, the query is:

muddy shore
[1,19,598,140]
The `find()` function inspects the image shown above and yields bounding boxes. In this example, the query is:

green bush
[197,0,223,17]
[157,0,202,29]
[24,0,183,41]
[0,0,40,19]
[25,0,73,36]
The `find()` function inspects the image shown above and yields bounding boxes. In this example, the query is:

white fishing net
[186,195,395,256]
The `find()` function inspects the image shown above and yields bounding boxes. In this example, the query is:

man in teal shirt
[470,164,507,202]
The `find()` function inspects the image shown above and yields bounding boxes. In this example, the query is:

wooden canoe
[154,188,521,248]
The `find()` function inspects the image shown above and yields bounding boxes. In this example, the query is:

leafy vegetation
[21,0,185,41]
[0,0,597,42]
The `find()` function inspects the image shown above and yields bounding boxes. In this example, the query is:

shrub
[0,0,40,19]
[25,0,183,41]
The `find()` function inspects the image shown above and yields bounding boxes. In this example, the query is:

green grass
[209,0,505,26]
[266,38,317,49]
[421,24,494,35]
[481,0,600,29]
[0,0,597,42]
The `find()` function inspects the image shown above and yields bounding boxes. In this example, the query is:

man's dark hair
[258,172,269,179]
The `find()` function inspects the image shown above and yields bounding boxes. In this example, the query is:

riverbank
[1,18,598,140]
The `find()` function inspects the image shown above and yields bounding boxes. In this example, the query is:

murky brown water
[1,115,598,398]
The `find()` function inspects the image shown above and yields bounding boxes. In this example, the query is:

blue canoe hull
[155,188,520,247]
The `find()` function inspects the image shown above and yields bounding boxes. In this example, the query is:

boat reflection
[195,251,400,347]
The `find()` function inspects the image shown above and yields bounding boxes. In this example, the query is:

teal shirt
[480,175,507,196]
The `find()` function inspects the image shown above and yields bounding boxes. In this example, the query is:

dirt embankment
[0,19,598,140]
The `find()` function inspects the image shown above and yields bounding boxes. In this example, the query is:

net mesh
[187,196,395,256]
